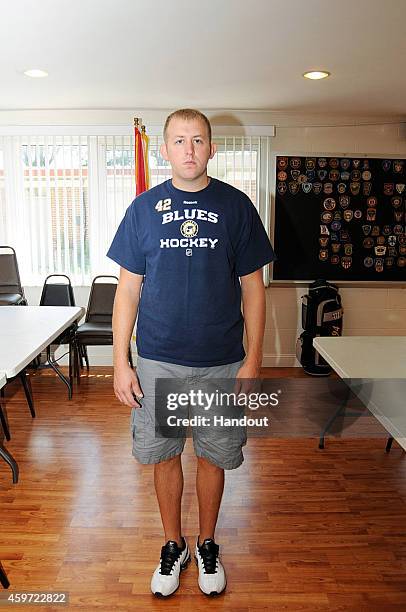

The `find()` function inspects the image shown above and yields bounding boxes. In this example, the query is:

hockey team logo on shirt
[180,220,198,237]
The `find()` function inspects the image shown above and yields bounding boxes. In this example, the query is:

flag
[134,119,147,195]
[141,125,150,190]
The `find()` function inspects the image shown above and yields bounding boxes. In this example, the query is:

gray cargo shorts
[129,356,247,470]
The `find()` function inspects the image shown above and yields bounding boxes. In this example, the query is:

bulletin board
[272,155,406,281]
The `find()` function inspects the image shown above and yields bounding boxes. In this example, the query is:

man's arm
[238,269,266,380]
[112,267,144,407]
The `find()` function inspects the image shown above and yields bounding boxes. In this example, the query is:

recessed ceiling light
[303,70,330,80]
[23,69,49,78]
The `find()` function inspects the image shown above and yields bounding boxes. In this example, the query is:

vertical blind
[0,133,271,285]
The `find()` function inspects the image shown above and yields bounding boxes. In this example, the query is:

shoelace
[159,541,182,576]
[198,540,219,574]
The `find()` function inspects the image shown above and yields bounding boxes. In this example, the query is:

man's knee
[197,455,224,472]
[154,454,182,471]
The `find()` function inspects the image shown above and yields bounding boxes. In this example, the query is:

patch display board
[273,155,406,281]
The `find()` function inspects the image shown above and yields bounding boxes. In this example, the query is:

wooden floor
[1,367,406,611]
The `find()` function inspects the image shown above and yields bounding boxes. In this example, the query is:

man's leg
[196,456,224,542]
[154,454,183,547]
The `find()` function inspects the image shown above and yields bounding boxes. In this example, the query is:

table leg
[46,346,72,399]
[0,561,10,588]
[0,445,19,483]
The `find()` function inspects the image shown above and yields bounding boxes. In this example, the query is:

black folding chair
[74,276,133,382]
[0,246,27,305]
[39,274,78,399]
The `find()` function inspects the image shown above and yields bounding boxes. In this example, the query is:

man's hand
[234,361,261,396]
[114,363,144,408]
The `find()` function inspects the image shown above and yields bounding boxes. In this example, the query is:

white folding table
[0,306,84,482]
[313,336,406,452]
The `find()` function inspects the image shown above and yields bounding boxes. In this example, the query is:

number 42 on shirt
[155,198,172,212]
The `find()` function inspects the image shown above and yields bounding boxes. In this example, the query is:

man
[107,108,275,597]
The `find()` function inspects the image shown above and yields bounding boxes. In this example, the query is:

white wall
[4,109,406,366]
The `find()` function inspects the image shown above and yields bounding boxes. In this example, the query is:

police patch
[340,158,350,170]
[350,183,361,195]
[341,256,352,269]
[277,182,287,195]
[375,258,384,272]
[288,181,300,195]
[297,174,308,184]
[323,197,336,210]
[382,160,392,172]
[362,170,372,181]
[329,169,340,181]
[277,156,288,169]
[396,184,405,194]
[277,170,287,181]
[354,209,362,219]
[366,208,377,221]
[393,160,404,173]
[339,195,350,209]
[384,183,394,195]
[318,158,327,168]
[323,182,333,194]
[302,182,313,193]
[313,182,323,194]
[321,211,333,223]
[363,182,372,196]
[364,256,374,267]
[318,170,327,181]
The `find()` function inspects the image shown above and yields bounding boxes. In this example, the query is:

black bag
[296,279,343,376]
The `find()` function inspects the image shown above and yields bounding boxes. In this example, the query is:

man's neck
[171,174,210,192]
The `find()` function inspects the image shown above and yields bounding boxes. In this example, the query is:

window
[0,130,272,285]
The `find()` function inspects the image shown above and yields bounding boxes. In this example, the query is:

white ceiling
[1,0,405,115]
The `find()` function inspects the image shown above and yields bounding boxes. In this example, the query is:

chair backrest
[40,274,76,307]
[0,246,25,297]
[86,275,118,324]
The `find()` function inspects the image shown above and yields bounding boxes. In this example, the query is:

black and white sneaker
[151,537,190,597]
[194,537,226,596]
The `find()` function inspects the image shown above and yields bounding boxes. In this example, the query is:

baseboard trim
[54,348,300,368]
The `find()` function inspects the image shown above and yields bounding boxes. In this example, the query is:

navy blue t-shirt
[107,177,276,367]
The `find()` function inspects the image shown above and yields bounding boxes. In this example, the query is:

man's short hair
[163,109,212,143]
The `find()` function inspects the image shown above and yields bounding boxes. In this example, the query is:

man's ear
[209,142,217,160]
[160,142,169,161]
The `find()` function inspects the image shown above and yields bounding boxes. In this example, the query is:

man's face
[160,117,217,185]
